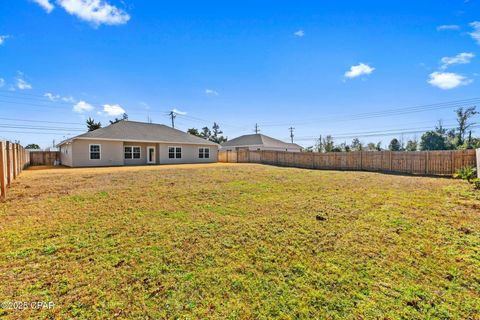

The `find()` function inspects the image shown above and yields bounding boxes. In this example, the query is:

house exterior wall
[158,143,218,164]
[122,142,153,165]
[71,139,124,167]
[60,143,73,167]
[64,139,218,167]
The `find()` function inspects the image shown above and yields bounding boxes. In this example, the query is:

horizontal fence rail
[29,151,60,166]
[219,149,479,177]
[0,141,30,200]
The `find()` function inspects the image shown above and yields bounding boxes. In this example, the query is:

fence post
[451,151,455,175]
[477,148,480,178]
[12,144,17,179]
[6,142,11,186]
[425,152,429,175]
[389,151,393,172]
[0,141,5,201]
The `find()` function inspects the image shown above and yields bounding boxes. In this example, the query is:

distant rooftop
[58,120,218,146]
[221,133,302,149]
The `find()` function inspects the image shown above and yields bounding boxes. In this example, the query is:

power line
[295,124,480,141]
[0,116,83,125]
[259,98,480,127]
[0,124,84,131]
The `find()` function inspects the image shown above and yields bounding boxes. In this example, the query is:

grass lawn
[0,163,479,319]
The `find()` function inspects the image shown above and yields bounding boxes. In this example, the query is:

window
[168,147,182,159]
[89,144,101,160]
[199,147,210,159]
[124,146,141,159]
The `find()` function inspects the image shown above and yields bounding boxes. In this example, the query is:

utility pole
[169,111,177,128]
[254,123,260,134]
[289,127,295,143]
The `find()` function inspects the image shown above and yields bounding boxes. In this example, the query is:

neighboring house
[57,121,219,167]
[221,134,303,152]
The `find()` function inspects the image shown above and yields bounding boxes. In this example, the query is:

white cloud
[171,108,187,115]
[294,30,305,37]
[437,24,460,31]
[0,78,4,88]
[73,101,94,113]
[428,72,472,90]
[44,92,61,101]
[344,63,375,79]
[62,96,76,103]
[440,52,474,69]
[0,35,9,46]
[205,89,219,96]
[469,21,480,45]
[45,92,77,103]
[57,0,130,26]
[103,104,126,116]
[32,0,54,13]
[16,73,32,90]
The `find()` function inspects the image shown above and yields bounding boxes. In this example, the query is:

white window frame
[198,147,210,159]
[168,146,182,159]
[89,144,101,160]
[124,146,141,160]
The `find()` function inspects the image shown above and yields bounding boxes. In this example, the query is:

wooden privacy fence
[29,151,60,166]
[0,141,30,200]
[219,149,479,176]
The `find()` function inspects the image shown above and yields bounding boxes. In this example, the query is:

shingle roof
[59,121,218,146]
[221,134,302,150]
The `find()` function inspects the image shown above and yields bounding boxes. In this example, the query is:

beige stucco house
[221,134,303,152]
[57,121,219,167]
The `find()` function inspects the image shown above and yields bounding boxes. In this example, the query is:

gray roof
[59,121,218,146]
[221,134,302,150]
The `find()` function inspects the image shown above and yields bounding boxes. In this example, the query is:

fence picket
[219,149,479,177]
[0,141,30,200]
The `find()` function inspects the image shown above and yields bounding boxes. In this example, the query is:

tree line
[307,106,479,152]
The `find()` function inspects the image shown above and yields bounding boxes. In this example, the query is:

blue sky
[1,0,480,148]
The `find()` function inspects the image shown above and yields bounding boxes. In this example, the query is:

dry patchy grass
[0,163,479,319]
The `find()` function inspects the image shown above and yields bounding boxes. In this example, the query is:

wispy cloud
[0,78,4,88]
[73,101,94,113]
[44,92,61,101]
[344,63,375,79]
[103,104,126,116]
[205,89,219,96]
[428,72,472,90]
[293,30,305,37]
[440,52,474,69]
[469,21,480,45]
[437,24,460,31]
[45,92,77,103]
[32,0,54,13]
[57,0,130,26]
[16,72,32,90]
[62,96,76,103]
[139,101,150,110]
[172,108,187,115]
[0,35,9,46]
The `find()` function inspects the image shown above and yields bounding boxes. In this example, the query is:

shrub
[453,166,477,182]
[472,178,480,190]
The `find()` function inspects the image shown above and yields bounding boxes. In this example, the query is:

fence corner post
[0,141,5,201]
